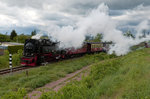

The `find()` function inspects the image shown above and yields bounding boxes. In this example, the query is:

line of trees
[0,29,37,43]
[0,29,149,44]
[85,30,150,42]
[123,30,150,39]
[85,34,102,42]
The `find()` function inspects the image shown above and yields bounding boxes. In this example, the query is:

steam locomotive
[21,39,109,66]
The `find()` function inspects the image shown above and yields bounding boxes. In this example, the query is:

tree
[85,34,102,42]
[10,30,17,40]
[14,34,31,43]
[93,34,102,42]
[124,30,135,38]
[31,30,36,36]
[0,34,7,43]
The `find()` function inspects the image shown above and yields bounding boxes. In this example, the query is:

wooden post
[26,70,28,77]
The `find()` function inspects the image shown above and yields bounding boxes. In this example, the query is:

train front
[21,39,39,66]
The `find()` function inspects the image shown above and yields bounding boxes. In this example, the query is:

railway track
[0,55,83,75]
[0,66,31,75]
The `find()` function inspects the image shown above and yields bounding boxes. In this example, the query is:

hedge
[8,45,24,54]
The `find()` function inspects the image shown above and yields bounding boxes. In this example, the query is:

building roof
[1,42,24,46]
[0,42,24,49]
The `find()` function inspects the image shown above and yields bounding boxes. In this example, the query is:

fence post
[9,54,12,73]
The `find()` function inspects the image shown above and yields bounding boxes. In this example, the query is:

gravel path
[26,66,90,99]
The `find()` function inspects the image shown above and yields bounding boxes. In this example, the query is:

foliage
[8,45,24,54]
[130,42,146,51]
[85,34,102,42]
[12,49,23,66]
[92,34,102,42]
[0,33,10,42]
[13,34,31,43]
[1,88,27,99]
[0,30,34,43]
[31,30,36,36]
[0,50,23,69]
[124,30,135,38]
[10,30,17,40]
[0,50,9,69]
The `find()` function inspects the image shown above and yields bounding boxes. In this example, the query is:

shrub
[8,45,24,54]
[0,50,9,69]
[0,49,23,69]
[12,50,23,66]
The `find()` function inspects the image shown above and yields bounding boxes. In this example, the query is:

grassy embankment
[40,48,150,99]
[0,50,22,69]
[0,53,115,98]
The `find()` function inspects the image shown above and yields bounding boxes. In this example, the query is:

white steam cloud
[32,33,43,39]
[33,3,150,56]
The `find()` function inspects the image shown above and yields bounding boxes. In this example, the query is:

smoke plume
[32,33,43,39]
[33,3,150,56]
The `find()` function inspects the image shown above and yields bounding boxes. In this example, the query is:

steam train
[21,39,109,66]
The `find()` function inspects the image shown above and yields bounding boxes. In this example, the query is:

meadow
[0,52,115,98]
[40,48,150,99]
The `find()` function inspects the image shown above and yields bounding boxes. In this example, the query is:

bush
[0,50,23,69]
[8,45,24,54]
[0,50,9,69]
[12,50,23,66]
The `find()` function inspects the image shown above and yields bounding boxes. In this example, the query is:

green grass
[0,50,22,69]
[40,48,150,99]
[0,52,114,98]
[0,51,9,69]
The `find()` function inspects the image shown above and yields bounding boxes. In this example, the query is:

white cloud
[0,1,43,27]
[111,4,150,32]
[0,0,149,34]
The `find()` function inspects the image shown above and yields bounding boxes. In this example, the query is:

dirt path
[26,66,90,99]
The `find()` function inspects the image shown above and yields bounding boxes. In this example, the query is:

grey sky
[0,0,149,34]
